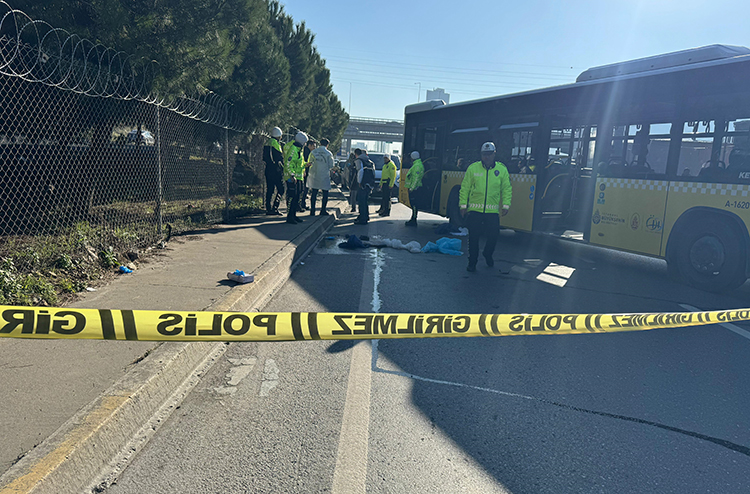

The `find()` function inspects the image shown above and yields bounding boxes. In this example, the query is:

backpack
[359,156,376,188]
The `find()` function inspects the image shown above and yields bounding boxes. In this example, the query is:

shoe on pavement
[405,219,417,227]
[484,255,494,267]
[270,210,283,216]
[466,263,477,272]
[285,219,297,224]
[320,211,330,216]
[295,217,304,223]
[353,220,368,225]
[310,211,316,216]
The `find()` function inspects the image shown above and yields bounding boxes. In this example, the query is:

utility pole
[415,82,421,102]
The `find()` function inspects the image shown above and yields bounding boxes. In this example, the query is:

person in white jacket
[307,138,335,216]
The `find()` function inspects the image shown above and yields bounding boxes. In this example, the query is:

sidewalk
[0,191,348,493]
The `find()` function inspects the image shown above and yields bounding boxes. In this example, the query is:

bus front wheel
[670,219,747,292]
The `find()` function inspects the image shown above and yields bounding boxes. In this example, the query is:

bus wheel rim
[689,235,725,274]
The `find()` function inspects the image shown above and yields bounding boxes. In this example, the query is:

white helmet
[481,142,496,153]
[295,131,308,145]
[410,151,420,160]
[383,153,391,161]
[271,127,282,138]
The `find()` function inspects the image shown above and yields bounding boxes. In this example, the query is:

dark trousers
[300,168,309,209]
[356,187,371,223]
[349,180,359,211]
[408,188,425,220]
[379,184,391,214]
[265,174,284,212]
[286,179,301,220]
[467,211,500,265]
[310,189,329,214]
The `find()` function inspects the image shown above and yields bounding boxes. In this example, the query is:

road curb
[0,197,345,494]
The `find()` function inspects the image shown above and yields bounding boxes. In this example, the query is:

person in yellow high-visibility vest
[459,142,512,272]
[283,131,308,224]
[404,151,425,227]
[377,154,397,217]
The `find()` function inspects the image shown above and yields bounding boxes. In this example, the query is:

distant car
[367,153,401,197]
[126,129,155,146]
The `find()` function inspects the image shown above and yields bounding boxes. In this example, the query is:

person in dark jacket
[354,149,376,225]
[263,126,285,215]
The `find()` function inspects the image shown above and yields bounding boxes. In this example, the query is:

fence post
[156,106,163,236]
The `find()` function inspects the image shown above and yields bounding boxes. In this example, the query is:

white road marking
[259,359,279,397]
[226,364,255,386]
[370,340,537,402]
[680,304,750,341]
[213,357,258,395]
[331,341,371,494]
[331,248,380,494]
[371,249,384,313]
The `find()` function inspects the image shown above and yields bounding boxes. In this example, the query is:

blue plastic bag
[436,237,462,256]
[421,238,462,256]
[421,242,439,253]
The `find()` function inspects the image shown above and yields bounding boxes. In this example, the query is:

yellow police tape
[0,305,748,342]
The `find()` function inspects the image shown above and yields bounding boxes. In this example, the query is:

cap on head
[410,151,420,160]
[383,154,390,161]
[295,131,308,145]
[271,127,282,138]
[481,142,496,153]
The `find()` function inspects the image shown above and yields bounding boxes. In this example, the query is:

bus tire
[671,218,747,292]
[447,186,464,228]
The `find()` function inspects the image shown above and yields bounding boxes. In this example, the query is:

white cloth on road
[368,237,422,254]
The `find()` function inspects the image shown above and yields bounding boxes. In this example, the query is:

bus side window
[720,118,750,182]
[445,128,490,171]
[599,123,670,178]
[677,120,716,180]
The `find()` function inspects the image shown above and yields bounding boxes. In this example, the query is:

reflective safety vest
[405,159,424,189]
[458,161,512,213]
[266,137,282,154]
[283,142,305,180]
[380,160,397,187]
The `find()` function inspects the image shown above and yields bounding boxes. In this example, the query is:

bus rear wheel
[671,219,747,292]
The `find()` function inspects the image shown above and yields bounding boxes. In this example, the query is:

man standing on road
[283,131,308,224]
[262,126,285,215]
[346,152,358,213]
[308,138,334,216]
[459,142,512,272]
[377,153,397,217]
[354,148,376,225]
[404,151,425,227]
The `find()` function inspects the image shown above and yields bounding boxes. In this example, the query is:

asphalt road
[105,201,750,494]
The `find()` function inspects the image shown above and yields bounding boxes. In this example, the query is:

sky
[280,0,750,121]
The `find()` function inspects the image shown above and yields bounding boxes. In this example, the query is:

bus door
[410,124,445,213]
[439,125,490,222]
[496,123,539,231]
[535,125,596,237]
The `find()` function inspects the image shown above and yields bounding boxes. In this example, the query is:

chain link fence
[0,3,266,305]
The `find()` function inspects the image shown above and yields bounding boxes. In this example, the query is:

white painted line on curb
[680,304,750,341]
